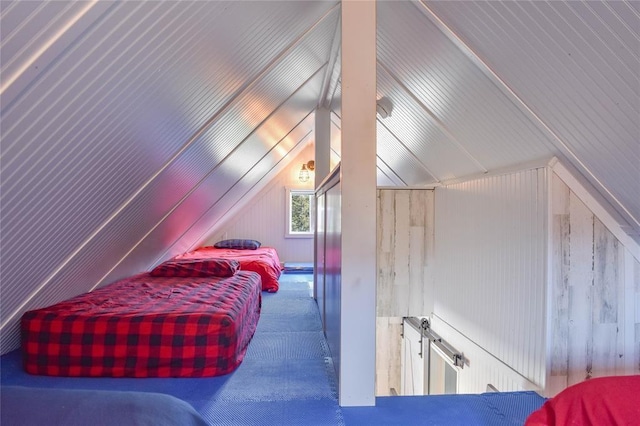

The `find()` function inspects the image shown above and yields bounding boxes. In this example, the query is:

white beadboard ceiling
[0,0,638,353]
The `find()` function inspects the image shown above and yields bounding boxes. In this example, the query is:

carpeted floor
[1,273,544,425]
[199,274,344,425]
[0,274,345,425]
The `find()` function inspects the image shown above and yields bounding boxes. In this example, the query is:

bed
[176,245,282,292]
[525,375,640,425]
[1,386,209,426]
[21,262,261,378]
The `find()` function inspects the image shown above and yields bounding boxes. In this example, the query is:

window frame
[285,188,315,239]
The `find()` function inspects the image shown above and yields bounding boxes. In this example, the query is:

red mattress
[176,247,282,292]
[21,271,261,377]
[526,376,640,425]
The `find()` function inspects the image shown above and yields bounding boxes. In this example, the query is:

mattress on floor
[21,271,261,377]
[176,246,282,292]
[1,386,209,426]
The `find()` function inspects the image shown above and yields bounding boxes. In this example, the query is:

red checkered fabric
[150,257,240,278]
[175,247,282,292]
[21,271,261,377]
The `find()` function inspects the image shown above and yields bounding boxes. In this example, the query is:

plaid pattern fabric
[213,239,261,250]
[176,247,282,292]
[150,257,240,278]
[21,271,261,377]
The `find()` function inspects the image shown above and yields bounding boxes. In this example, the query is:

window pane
[291,194,311,233]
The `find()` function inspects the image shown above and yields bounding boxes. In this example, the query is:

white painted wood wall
[430,315,541,394]
[376,189,435,396]
[434,168,548,389]
[385,162,640,397]
[205,145,315,263]
[547,172,640,396]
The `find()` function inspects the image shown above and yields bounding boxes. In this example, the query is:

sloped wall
[0,1,337,355]
[205,144,315,263]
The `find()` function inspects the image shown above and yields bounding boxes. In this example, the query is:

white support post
[315,107,331,187]
[340,0,377,407]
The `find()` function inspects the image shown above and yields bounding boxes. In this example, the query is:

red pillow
[150,258,240,278]
[526,376,640,425]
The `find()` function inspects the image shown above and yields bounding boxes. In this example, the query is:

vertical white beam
[340,0,377,407]
[315,107,331,186]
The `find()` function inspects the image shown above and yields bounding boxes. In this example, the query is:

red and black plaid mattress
[175,246,282,292]
[21,271,261,377]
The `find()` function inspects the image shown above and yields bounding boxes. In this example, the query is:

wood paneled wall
[376,189,435,396]
[377,189,435,317]
[548,173,640,396]
[376,165,640,398]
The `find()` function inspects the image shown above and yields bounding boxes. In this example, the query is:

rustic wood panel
[550,174,570,384]
[616,243,628,373]
[593,218,619,324]
[592,323,618,378]
[392,190,411,314]
[375,317,403,396]
[551,173,640,393]
[376,189,434,318]
[592,218,621,376]
[377,190,396,317]
[567,191,594,386]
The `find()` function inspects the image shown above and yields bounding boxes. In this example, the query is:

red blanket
[526,376,640,425]
[176,247,282,292]
[21,271,261,377]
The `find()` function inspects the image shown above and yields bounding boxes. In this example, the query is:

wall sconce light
[376,97,393,119]
[298,160,315,183]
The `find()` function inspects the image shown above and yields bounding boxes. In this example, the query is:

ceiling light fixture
[298,160,315,183]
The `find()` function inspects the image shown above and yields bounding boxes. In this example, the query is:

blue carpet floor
[1,273,544,425]
[1,274,344,425]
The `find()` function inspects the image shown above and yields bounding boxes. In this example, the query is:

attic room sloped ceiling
[0,0,340,353]
[1,0,638,354]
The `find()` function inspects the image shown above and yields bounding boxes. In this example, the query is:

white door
[400,322,426,395]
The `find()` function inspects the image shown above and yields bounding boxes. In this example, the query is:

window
[286,188,314,238]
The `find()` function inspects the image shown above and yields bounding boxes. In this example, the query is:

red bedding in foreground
[21,271,261,377]
[526,376,640,425]
[176,247,282,292]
